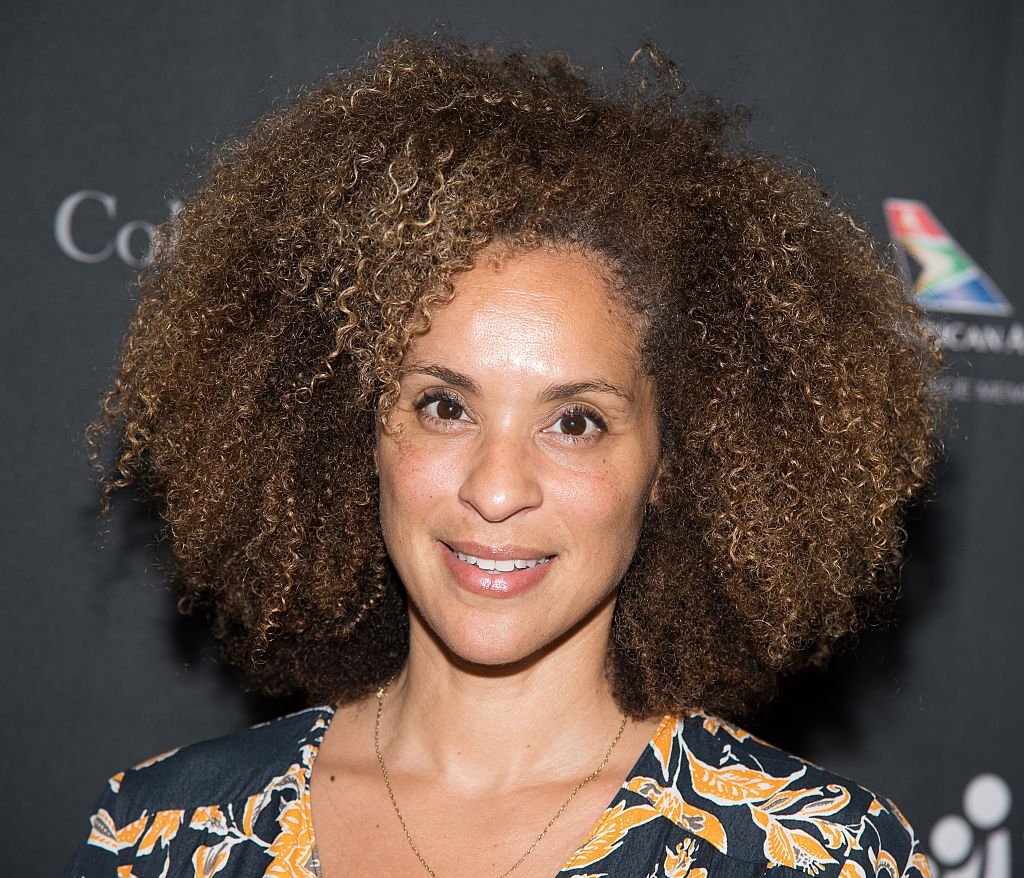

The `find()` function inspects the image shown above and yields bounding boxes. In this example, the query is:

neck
[378,596,625,793]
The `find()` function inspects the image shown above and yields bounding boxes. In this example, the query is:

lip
[443,539,554,561]
[439,540,556,598]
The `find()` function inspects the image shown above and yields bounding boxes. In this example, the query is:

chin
[407,578,619,672]
[447,625,550,669]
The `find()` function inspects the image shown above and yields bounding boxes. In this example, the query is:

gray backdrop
[2,2,1021,876]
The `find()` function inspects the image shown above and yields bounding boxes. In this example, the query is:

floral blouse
[64,705,931,878]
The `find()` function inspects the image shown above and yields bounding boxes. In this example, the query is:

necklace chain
[374,680,628,878]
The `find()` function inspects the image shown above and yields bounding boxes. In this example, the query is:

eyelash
[413,390,608,444]
[414,389,469,430]
[552,405,608,444]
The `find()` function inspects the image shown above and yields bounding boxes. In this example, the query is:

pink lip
[444,539,553,561]
[439,541,555,598]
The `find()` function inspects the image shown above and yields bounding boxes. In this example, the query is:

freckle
[330,774,336,782]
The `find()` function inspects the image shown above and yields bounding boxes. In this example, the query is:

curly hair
[89,36,941,720]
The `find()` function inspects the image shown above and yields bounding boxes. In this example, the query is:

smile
[440,541,556,598]
[452,550,554,572]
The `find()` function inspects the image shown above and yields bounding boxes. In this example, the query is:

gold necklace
[374,680,628,878]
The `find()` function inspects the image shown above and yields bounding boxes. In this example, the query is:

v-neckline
[301,704,679,877]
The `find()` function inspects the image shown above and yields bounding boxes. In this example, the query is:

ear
[646,455,665,509]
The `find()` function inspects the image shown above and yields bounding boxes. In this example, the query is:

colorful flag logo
[883,198,1012,317]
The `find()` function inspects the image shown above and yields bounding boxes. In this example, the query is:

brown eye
[416,392,468,423]
[558,411,588,436]
[436,398,465,420]
[546,406,607,441]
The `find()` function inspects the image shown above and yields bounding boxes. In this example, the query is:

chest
[311,768,624,878]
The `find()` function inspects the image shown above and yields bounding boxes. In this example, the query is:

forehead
[405,245,643,382]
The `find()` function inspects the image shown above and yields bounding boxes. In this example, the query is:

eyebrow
[402,364,482,394]
[537,380,634,404]
[401,364,634,404]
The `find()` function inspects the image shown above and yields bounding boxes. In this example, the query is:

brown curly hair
[89,36,942,720]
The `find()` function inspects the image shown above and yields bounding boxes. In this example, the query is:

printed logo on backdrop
[926,773,1013,878]
[885,199,1024,406]
[55,190,182,269]
[884,199,1011,317]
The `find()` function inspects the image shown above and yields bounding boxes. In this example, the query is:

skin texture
[378,244,660,669]
[311,245,664,878]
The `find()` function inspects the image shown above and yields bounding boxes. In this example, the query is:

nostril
[457,445,544,522]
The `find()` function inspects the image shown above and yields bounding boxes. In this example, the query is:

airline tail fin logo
[883,198,1012,317]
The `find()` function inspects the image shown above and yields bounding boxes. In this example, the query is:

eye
[546,406,607,441]
[415,390,471,424]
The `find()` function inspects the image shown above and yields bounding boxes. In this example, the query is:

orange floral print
[137,810,184,854]
[191,840,235,878]
[624,777,727,852]
[65,707,929,878]
[561,801,662,869]
[663,838,709,878]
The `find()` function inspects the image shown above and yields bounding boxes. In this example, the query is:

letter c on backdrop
[54,190,117,263]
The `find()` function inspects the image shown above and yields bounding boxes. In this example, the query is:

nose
[457,428,543,522]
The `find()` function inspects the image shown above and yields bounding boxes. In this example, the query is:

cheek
[377,436,457,539]
[554,456,651,549]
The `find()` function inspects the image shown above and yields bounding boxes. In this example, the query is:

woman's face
[377,245,661,667]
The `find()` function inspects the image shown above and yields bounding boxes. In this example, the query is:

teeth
[453,549,552,571]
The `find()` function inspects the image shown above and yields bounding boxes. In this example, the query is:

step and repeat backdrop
[3,2,1021,876]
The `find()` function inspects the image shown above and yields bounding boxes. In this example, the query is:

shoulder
[113,705,334,811]
[65,706,333,873]
[624,710,932,878]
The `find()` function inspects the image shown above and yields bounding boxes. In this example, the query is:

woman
[67,36,940,878]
